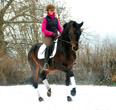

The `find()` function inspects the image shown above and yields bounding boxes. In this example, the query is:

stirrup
[43,63,49,70]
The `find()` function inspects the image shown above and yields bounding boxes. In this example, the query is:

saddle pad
[37,39,58,59]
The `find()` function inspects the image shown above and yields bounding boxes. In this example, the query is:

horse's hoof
[67,96,72,102]
[39,97,44,102]
[47,89,51,97]
[71,88,76,96]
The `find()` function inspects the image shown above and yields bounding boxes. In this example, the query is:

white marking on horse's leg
[66,85,72,101]
[70,76,76,96]
[70,76,76,88]
[36,88,41,98]
[43,79,51,90]
[66,86,71,96]
[36,88,44,101]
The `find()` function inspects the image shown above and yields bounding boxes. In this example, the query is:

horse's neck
[59,31,69,41]
[57,27,72,50]
[58,35,72,52]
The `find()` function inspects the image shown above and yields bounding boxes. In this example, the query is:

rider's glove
[52,33,57,37]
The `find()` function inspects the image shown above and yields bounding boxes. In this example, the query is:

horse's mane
[60,20,76,40]
[60,21,71,40]
[61,20,83,38]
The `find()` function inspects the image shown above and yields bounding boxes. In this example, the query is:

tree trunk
[0,0,14,55]
[0,12,6,55]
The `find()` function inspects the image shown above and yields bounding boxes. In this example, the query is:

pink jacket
[41,12,63,37]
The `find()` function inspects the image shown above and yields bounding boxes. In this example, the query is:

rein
[58,37,78,44]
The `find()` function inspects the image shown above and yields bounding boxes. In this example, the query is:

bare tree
[0,0,71,84]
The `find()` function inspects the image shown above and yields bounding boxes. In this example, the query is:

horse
[28,20,84,102]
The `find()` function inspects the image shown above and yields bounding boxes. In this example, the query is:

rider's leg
[43,37,52,70]
[44,48,50,70]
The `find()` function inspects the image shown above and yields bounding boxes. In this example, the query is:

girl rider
[41,4,63,70]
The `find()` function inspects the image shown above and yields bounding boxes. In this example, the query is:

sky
[65,0,116,36]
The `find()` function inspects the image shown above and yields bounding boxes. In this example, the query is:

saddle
[37,38,58,59]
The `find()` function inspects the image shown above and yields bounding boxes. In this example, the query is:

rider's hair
[46,4,55,11]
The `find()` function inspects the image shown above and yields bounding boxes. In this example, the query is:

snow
[0,85,116,110]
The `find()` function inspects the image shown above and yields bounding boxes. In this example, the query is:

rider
[41,4,63,70]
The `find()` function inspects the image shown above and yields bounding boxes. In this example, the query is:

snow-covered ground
[0,85,116,110]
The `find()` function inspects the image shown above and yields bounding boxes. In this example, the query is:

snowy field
[0,85,116,110]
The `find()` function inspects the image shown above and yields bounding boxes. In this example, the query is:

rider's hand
[52,33,57,37]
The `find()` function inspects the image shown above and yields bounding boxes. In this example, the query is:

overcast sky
[65,0,116,36]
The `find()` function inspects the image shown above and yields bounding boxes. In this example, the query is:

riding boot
[43,48,50,70]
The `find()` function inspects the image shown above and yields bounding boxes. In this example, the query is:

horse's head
[63,21,84,51]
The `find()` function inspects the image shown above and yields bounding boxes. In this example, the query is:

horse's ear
[79,22,84,28]
[63,23,68,29]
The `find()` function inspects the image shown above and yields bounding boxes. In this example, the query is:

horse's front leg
[56,65,76,101]
[66,71,76,101]
[70,76,76,96]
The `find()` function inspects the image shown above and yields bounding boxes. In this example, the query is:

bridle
[57,28,80,45]
[57,36,79,45]
[58,38,78,44]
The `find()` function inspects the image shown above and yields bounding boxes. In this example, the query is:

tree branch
[9,13,41,21]
[1,0,14,15]
[4,20,41,24]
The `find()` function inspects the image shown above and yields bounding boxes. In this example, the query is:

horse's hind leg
[40,71,51,97]
[29,59,44,102]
